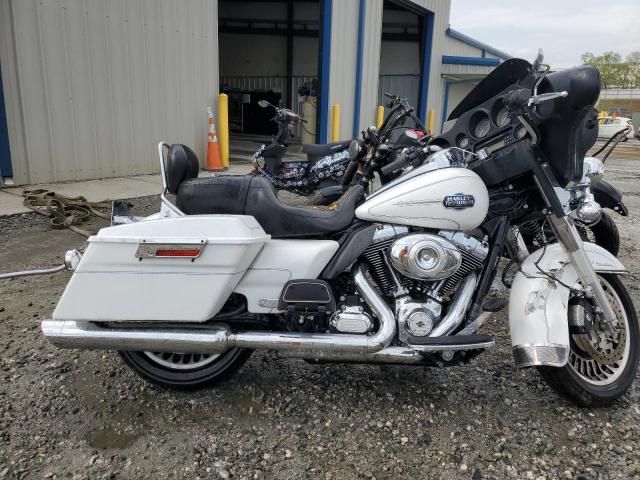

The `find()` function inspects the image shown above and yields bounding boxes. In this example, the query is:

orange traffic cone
[206,107,224,171]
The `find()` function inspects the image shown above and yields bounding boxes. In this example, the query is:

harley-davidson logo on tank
[443,193,475,210]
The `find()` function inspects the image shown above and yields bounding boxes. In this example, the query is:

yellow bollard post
[376,106,384,129]
[427,109,435,133]
[218,93,230,169]
[332,104,341,142]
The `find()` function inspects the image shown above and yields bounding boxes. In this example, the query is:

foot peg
[407,334,494,352]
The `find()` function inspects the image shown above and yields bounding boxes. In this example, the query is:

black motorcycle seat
[176,175,364,238]
[301,140,351,157]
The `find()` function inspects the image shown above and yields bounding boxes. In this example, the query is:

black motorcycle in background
[251,100,352,197]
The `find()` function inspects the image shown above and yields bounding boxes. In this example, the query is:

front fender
[592,178,628,216]
[508,242,625,368]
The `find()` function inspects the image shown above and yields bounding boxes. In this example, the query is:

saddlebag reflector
[51,216,270,323]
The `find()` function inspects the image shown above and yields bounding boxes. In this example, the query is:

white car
[598,116,635,141]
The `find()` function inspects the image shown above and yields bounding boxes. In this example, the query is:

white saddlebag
[52,216,270,322]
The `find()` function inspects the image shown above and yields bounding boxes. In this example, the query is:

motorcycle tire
[119,348,252,390]
[582,212,620,257]
[538,274,639,407]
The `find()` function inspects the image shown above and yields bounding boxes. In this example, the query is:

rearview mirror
[258,100,271,108]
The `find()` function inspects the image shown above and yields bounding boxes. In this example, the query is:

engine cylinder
[389,234,461,280]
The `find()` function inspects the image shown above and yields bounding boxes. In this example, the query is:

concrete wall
[0,0,219,185]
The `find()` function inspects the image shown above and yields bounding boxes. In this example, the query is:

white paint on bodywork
[234,239,340,313]
[52,216,270,322]
[509,242,626,364]
[355,168,489,230]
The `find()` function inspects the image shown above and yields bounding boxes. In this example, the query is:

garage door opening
[218,0,320,149]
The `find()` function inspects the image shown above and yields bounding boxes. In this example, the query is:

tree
[581,51,640,88]
[626,51,640,65]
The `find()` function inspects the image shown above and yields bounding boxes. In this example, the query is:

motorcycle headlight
[349,139,361,160]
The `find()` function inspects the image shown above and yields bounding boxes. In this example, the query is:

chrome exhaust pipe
[41,321,231,354]
[278,346,425,365]
[428,273,477,337]
[42,264,397,359]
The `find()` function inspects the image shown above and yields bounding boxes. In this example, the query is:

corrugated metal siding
[441,64,495,77]
[357,0,383,132]
[408,0,451,134]
[0,0,218,185]
[378,75,420,109]
[331,0,451,136]
[328,0,359,141]
[442,35,483,57]
[358,0,384,130]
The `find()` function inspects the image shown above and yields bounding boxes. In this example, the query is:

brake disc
[574,302,626,364]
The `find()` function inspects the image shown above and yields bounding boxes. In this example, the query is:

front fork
[547,214,617,323]
[528,155,617,324]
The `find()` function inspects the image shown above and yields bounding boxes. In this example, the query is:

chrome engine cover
[396,296,441,342]
[329,305,374,334]
[389,234,462,280]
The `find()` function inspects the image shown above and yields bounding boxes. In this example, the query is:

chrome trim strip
[408,339,495,352]
[512,343,569,368]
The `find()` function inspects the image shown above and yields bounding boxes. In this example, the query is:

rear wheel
[538,274,639,407]
[119,348,252,390]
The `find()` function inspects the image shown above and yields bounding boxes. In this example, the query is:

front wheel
[119,348,252,390]
[538,274,639,407]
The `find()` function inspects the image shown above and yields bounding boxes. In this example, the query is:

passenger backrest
[165,144,200,194]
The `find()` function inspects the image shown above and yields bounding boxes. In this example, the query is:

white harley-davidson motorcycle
[43,54,638,407]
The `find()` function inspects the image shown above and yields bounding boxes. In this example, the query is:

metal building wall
[0,0,219,185]
[442,35,483,57]
[358,0,384,133]
[327,0,359,141]
[327,0,451,137]
[408,0,451,133]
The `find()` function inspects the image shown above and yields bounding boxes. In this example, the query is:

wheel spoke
[143,351,221,370]
[567,276,630,386]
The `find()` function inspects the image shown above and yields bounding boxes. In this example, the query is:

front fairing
[448,59,533,121]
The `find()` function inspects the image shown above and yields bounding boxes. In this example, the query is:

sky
[449,0,640,68]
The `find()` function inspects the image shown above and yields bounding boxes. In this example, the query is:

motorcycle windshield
[448,58,532,121]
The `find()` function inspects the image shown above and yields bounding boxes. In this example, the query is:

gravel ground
[1,149,640,479]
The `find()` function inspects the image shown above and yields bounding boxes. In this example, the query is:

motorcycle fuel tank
[356,166,489,230]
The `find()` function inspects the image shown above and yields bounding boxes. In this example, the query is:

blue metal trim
[317,0,332,143]
[417,12,434,123]
[0,62,12,178]
[352,0,366,137]
[446,28,511,60]
[442,55,500,67]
